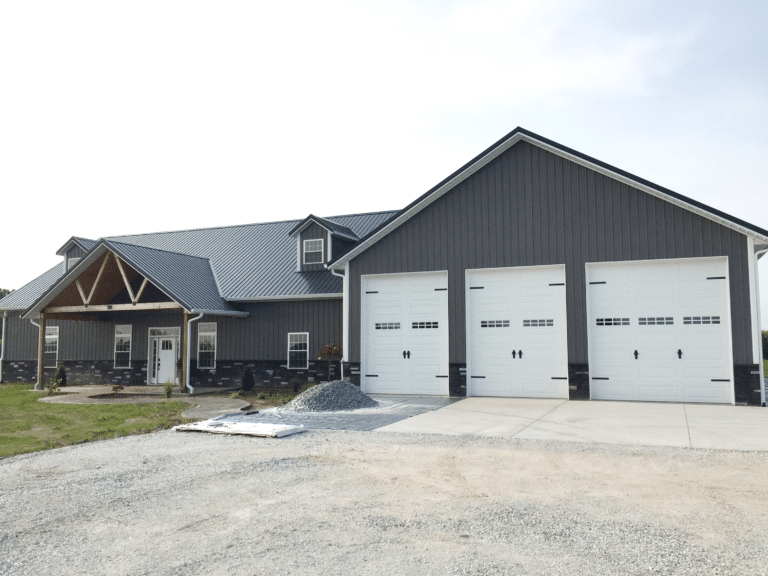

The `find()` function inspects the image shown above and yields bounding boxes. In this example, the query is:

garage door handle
[407,351,411,359]
[634,350,639,359]
[518,350,523,358]
[677,349,682,359]
[403,351,407,359]
[512,350,516,358]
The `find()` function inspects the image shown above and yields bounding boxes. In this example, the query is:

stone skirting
[0,360,148,386]
[191,360,341,389]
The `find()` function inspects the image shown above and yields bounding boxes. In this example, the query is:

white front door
[361,271,449,395]
[157,338,176,385]
[148,327,181,385]
[466,265,569,398]
[586,257,734,404]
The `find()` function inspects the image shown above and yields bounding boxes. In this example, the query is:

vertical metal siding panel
[730,232,749,364]
[691,214,703,257]
[700,217,713,257]
[673,205,685,259]
[682,211,694,257]
[648,192,660,259]
[515,146,526,264]
[554,154,565,263]
[525,143,535,265]
[546,149,556,263]
[612,180,622,261]
[620,184,631,260]
[602,175,613,262]
[663,202,675,257]
[637,192,649,260]
[497,155,508,266]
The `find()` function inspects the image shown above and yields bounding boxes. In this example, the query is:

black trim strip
[365,291,378,294]
[707,277,726,280]
[589,281,606,285]
[365,374,378,377]
[592,377,609,380]
[711,379,731,382]
[549,283,565,286]
[471,376,486,379]
[434,288,447,291]
[469,286,484,290]
[436,375,448,378]
[551,377,567,380]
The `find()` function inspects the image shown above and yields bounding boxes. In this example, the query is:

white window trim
[288,332,309,369]
[44,326,59,369]
[114,324,132,369]
[197,322,217,370]
[303,238,324,265]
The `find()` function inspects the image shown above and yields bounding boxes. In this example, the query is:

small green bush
[164,383,174,398]
[45,379,61,396]
[53,364,67,387]
[241,367,255,392]
[230,391,241,399]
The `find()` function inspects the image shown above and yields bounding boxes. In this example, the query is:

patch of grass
[0,383,195,459]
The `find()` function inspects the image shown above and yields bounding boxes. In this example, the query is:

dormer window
[303,239,324,264]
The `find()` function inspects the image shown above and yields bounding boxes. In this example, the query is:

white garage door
[466,265,569,398]
[361,271,449,395]
[587,257,733,404]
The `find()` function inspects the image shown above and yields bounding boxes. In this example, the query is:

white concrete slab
[376,397,768,451]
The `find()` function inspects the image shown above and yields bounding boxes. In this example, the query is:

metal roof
[105,241,243,314]
[55,236,97,256]
[0,263,64,310]
[107,211,396,300]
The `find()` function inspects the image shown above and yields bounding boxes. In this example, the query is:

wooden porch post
[181,310,190,393]
[35,312,46,391]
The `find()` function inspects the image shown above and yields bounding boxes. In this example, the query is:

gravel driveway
[2,429,768,576]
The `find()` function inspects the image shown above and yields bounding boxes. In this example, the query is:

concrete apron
[376,397,768,452]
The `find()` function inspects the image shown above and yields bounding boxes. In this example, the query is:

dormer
[289,215,360,272]
[56,236,97,272]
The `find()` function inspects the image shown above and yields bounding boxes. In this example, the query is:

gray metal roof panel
[105,241,240,313]
[0,263,65,310]
[107,210,397,299]
[55,236,97,256]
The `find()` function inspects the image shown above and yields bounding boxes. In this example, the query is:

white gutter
[330,266,348,381]
[29,317,42,390]
[0,311,6,383]
[186,312,204,395]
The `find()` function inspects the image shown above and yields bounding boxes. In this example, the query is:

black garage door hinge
[435,375,448,378]
[589,281,606,285]
[365,291,378,294]
[551,377,567,380]
[471,376,486,379]
[592,377,609,380]
[365,374,379,377]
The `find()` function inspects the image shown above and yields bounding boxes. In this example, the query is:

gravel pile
[279,379,378,412]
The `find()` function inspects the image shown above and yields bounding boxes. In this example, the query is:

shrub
[164,383,173,398]
[54,364,67,387]
[289,376,306,393]
[45,378,61,396]
[241,366,255,392]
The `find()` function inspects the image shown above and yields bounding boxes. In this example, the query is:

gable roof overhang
[289,214,360,242]
[329,127,768,269]
[22,241,248,319]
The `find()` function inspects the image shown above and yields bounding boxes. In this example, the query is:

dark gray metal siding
[194,299,342,361]
[300,223,327,272]
[67,246,86,259]
[348,140,754,365]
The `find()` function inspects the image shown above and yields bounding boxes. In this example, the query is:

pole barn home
[1,128,766,407]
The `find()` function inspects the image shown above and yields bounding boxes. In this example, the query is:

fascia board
[189,308,250,317]
[226,293,342,302]
[330,132,768,269]
[289,216,328,238]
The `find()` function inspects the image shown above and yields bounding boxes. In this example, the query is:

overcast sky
[1,0,766,325]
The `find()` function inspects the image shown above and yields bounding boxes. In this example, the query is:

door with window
[148,327,180,385]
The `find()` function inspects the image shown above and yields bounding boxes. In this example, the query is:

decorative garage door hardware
[589,281,607,284]
[511,350,523,358]
[402,351,411,358]
[434,288,447,291]
[469,286,484,289]
[683,316,720,324]
[481,320,510,328]
[707,277,726,280]
[634,350,639,359]
[471,376,486,379]
[435,375,448,378]
[523,319,553,327]
[592,377,610,380]
[365,374,378,377]
[365,291,378,294]
[597,318,630,326]
[678,349,683,359]
[639,317,674,325]
[551,377,568,380]
[548,283,565,286]
[711,379,731,382]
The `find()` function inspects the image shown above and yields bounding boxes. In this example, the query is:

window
[288,333,309,369]
[303,239,324,264]
[639,317,674,325]
[523,319,553,327]
[44,326,59,368]
[198,322,217,369]
[596,318,630,326]
[114,325,132,368]
[481,320,510,328]
[412,322,439,329]
[375,323,400,329]
[683,316,720,325]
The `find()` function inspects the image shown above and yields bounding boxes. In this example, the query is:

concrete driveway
[377,397,768,451]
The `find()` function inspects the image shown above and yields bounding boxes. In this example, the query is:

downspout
[330,266,346,381]
[186,312,204,395]
[755,247,768,407]
[30,317,42,390]
[0,311,6,383]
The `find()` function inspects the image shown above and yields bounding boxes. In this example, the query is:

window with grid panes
[114,325,132,368]
[197,322,217,369]
[44,326,59,368]
[288,333,309,369]
[303,239,324,264]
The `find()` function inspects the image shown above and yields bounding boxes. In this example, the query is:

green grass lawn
[0,383,195,458]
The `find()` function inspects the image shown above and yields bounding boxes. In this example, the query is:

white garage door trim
[465,265,569,398]
[585,256,734,405]
[361,271,449,396]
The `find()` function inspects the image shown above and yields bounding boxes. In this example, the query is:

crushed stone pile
[279,380,378,413]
